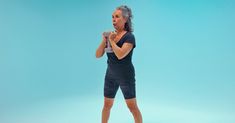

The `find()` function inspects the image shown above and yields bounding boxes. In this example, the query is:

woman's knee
[126,98,139,112]
[103,98,114,110]
[127,103,138,112]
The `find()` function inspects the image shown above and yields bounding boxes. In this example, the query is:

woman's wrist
[109,40,115,47]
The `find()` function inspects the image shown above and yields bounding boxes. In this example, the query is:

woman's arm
[95,37,106,58]
[109,32,133,60]
[110,42,133,60]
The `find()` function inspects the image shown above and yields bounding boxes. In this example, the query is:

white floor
[1,94,234,123]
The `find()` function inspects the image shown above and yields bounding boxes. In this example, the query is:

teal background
[0,0,234,123]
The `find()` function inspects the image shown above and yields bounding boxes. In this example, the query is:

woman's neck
[116,29,126,35]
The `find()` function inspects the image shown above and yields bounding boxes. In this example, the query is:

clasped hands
[108,31,117,46]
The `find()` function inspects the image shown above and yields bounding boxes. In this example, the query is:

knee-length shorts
[104,75,136,99]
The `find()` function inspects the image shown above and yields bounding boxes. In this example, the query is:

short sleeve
[124,33,136,48]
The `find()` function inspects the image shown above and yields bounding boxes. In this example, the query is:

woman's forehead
[112,9,122,16]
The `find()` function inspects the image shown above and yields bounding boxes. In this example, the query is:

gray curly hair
[116,5,133,32]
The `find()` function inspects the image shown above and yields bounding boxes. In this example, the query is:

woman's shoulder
[126,32,134,36]
[123,32,136,48]
[124,32,135,39]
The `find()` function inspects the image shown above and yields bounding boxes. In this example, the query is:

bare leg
[102,97,114,123]
[125,98,142,123]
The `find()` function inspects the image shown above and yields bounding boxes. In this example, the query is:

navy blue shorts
[104,75,136,99]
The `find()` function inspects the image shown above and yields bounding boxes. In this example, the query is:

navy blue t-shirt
[105,32,136,80]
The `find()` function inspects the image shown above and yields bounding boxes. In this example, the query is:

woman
[96,5,143,123]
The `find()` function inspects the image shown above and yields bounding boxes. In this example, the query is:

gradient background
[0,0,235,123]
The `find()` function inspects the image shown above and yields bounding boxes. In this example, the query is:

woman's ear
[124,17,128,23]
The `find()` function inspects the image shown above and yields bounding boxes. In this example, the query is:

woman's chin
[113,27,120,32]
[113,26,117,30]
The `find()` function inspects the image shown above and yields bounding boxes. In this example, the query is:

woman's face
[112,9,127,31]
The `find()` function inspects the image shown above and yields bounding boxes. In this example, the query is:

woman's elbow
[117,52,129,60]
[95,53,101,58]
[117,55,124,60]
[96,55,102,58]
[95,51,103,58]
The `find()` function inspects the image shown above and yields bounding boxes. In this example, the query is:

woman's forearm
[110,42,123,60]
[110,40,133,60]
[96,40,106,58]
